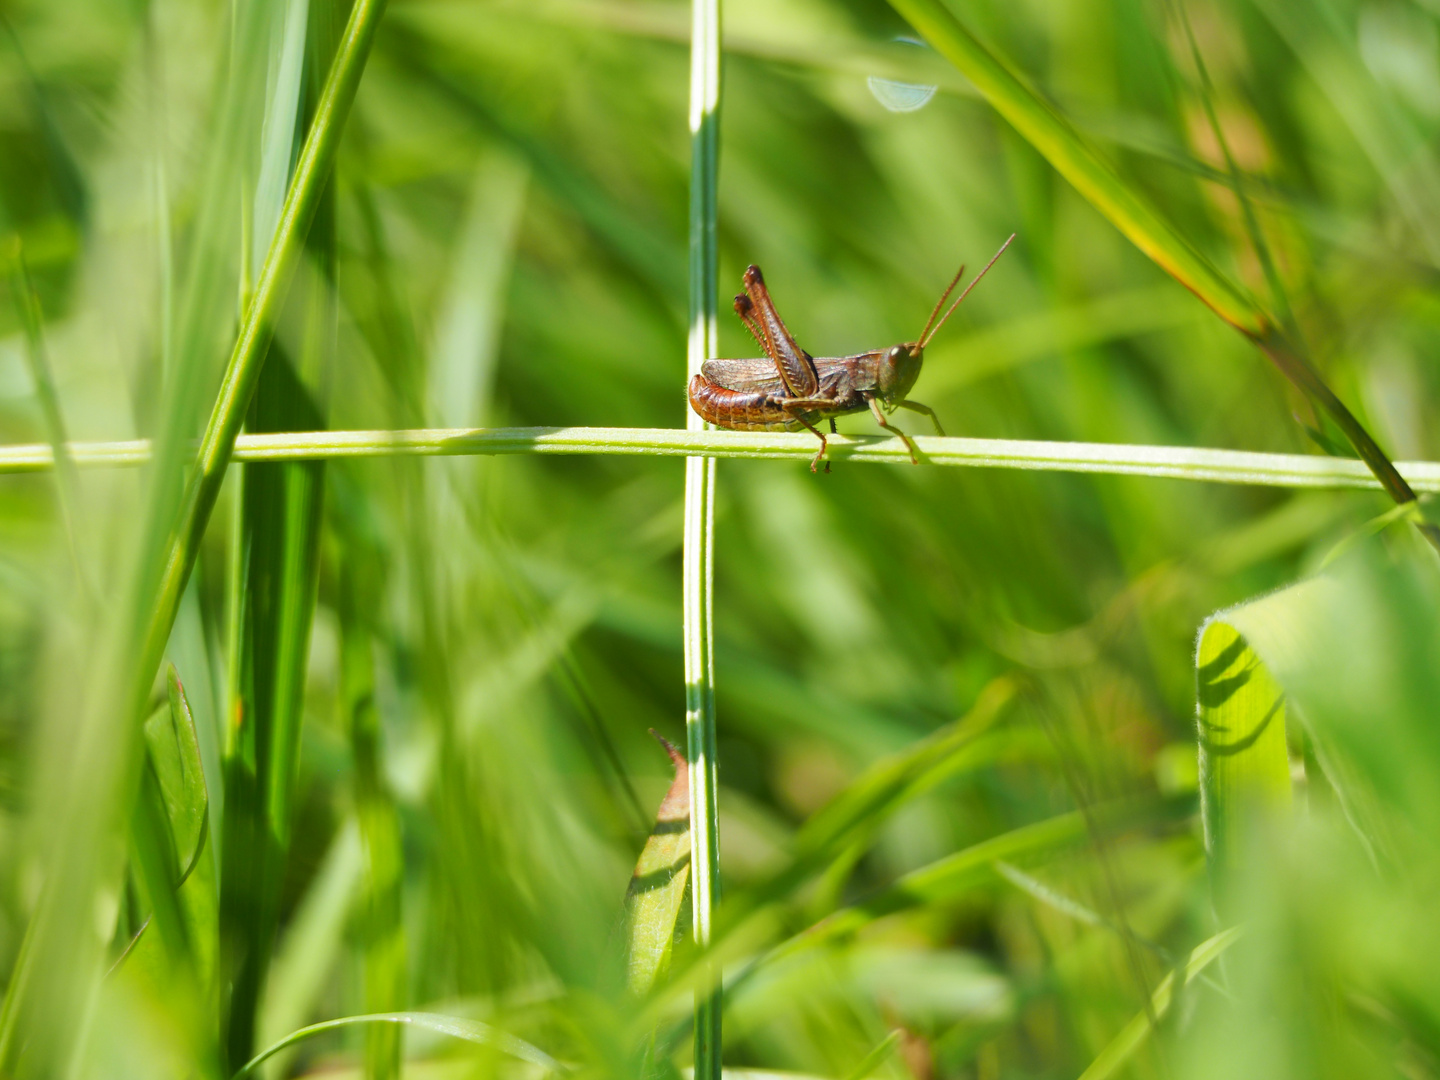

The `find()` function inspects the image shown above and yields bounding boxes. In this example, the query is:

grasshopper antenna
[919,233,1015,348]
[917,263,966,347]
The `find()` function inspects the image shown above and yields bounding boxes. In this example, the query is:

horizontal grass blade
[4,428,1439,492]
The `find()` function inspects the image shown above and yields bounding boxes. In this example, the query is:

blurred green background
[0,0,1438,1076]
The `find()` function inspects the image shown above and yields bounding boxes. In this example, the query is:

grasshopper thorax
[876,342,923,405]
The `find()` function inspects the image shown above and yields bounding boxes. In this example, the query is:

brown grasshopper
[688,235,1014,473]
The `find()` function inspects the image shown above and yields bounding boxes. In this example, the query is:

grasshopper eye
[888,346,904,362]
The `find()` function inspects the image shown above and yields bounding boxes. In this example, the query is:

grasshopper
[688,235,1014,472]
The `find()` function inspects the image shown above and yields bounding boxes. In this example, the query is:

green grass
[1,0,1439,1077]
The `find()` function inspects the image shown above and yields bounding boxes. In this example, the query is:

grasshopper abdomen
[687,375,801,432]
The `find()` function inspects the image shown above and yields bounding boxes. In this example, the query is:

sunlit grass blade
[684,0,722,1065]
[1195,618,1293,915]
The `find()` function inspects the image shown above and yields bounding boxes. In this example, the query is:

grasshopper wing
[741,266,820,397]
[700,357,788,394]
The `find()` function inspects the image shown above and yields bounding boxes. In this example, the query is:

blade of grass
[885,0,1436,548]
[7,428,1440,493]
[233,1012,564,1078]
[684,0,722,1067]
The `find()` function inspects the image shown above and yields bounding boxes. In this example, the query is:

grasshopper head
[876,342,924,405]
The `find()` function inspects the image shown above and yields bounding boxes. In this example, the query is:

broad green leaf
[232,1012,563,1077]
[1194,527,1440,918]
[1204,537,1440,861]
[626,734,692,995]
[1077,927,1242,1080]
[1195,619,1292,911]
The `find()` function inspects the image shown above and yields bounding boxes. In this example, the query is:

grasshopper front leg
[867,396,920,465]
[897,399,945,437]
[780,397,840,473]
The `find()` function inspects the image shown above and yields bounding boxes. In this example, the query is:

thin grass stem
[2,428,1438,492]
[684,0,722,1065]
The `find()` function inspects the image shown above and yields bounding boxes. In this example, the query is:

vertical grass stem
[684,0,722,1069]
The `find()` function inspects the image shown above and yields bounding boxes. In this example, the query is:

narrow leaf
[627,733,692,995]
[232,1011,563,1078]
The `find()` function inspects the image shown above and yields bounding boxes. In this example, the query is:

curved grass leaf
[885,0,1430,534]
[232,1011,564,1078]
[627,733,692,995]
